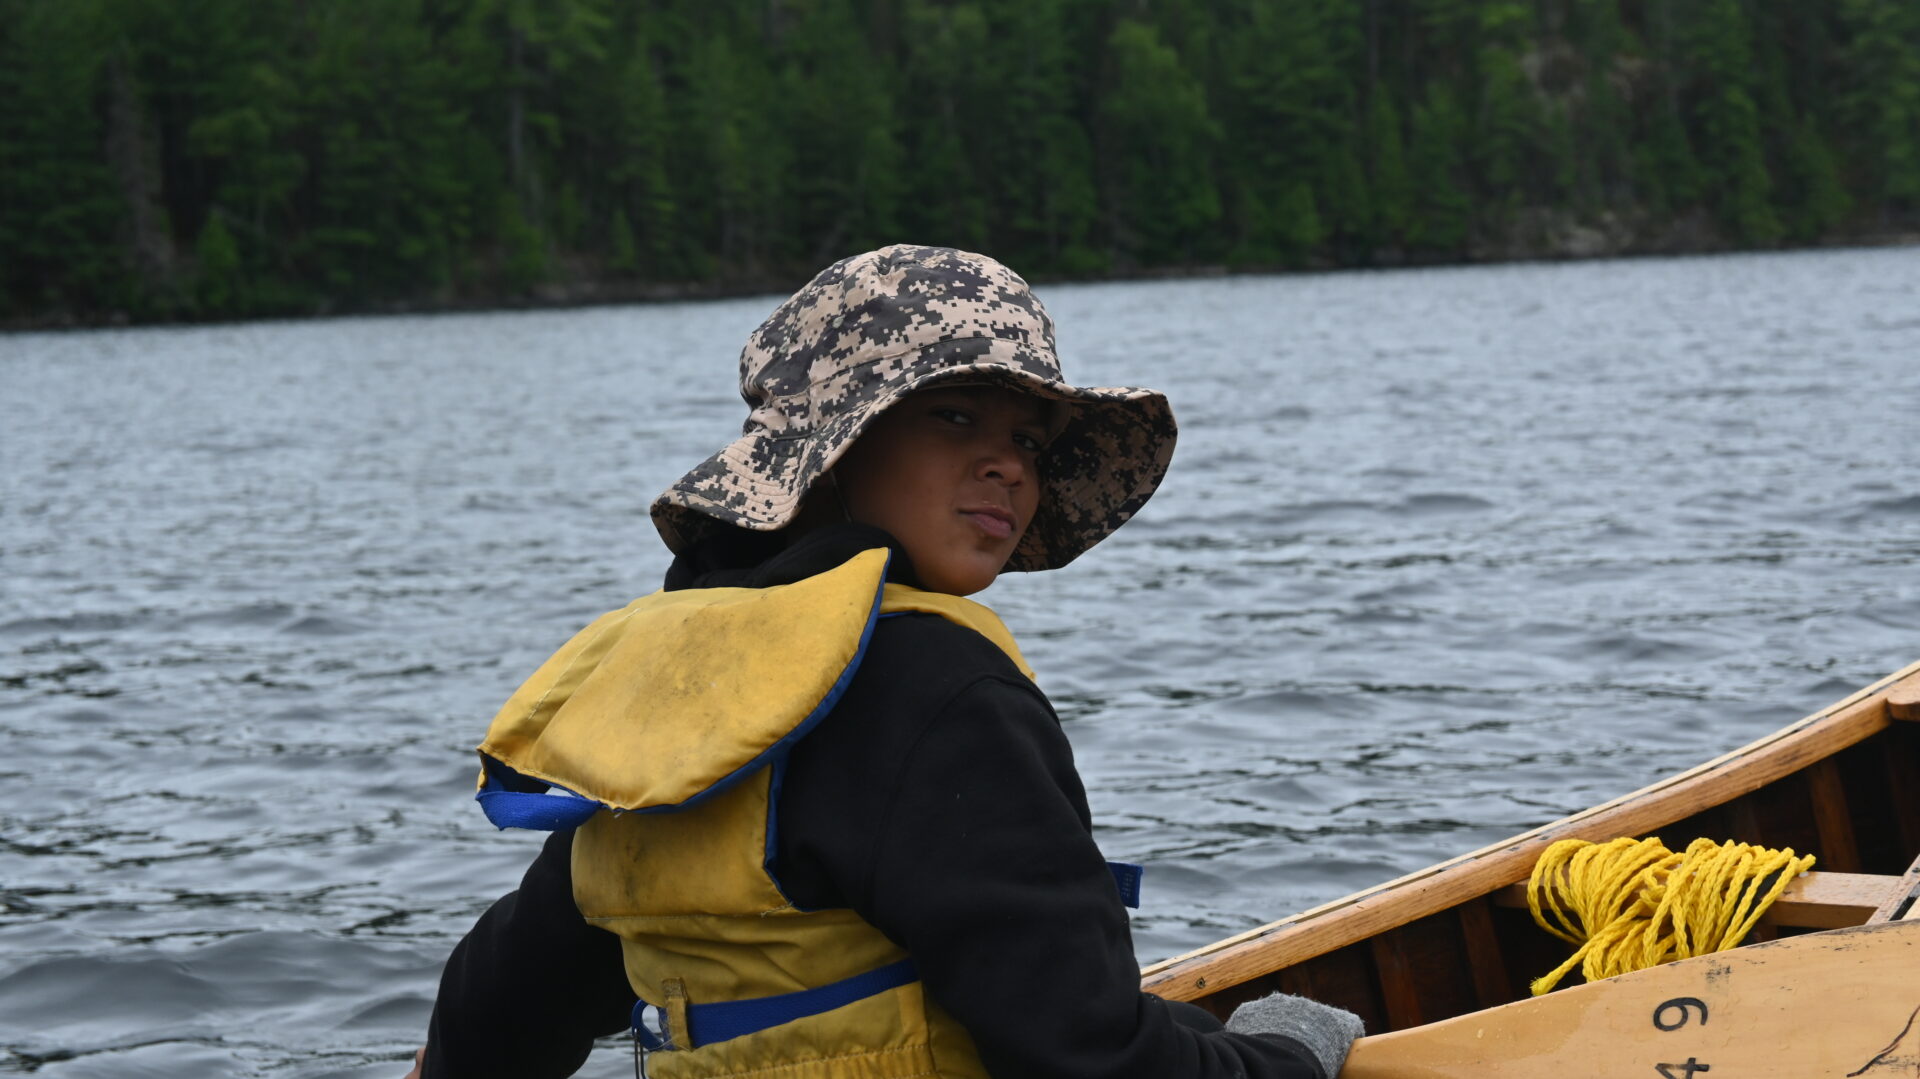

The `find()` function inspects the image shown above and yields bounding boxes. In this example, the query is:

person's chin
[939,570,995,596]
[921,554,1000,596]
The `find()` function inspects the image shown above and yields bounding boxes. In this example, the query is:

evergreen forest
[4,0,1918,325]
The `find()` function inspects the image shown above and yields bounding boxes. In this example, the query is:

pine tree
[1578,70,1634,210]
[500,196,547,293]
[1690,0,1783,243]
[895,0,992,252]
[1545,102,1580,207]
[482,0,613,240]
[1780,120,1851,241]
[1837,0,1920,216]
[607,45,678,276]
[0,0,130,317]
[775,0,900,263]
[1276,182,1326,262]
[683,32,785,275]
[1637,102,1705,215]
[195,211,242,313]
[608,207,638,274]
[1215,0,1348,264]
[975,0,1101,272]
[1318,143,1374,260]
[1406,87,1471,252]
[1033,115,1103,275]
[1471,4,1538,212]
[293,0,484,303]
[1099,18,1222,265]
[1368,92,1413,247]
[1564,0,1635,208]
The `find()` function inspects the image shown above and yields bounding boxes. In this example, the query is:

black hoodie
[421,525,1324,1078]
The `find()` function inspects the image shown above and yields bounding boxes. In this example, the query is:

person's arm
[418,829,636,1078]
[855,676,1343,1079]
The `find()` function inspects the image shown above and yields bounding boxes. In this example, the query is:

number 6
[1652,997,1709,1031]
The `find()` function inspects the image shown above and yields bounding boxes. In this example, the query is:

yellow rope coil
[1525,836,1815,996]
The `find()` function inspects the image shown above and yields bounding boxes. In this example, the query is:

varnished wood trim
[1889,672,1920,720]
[1142,659,1920,1002]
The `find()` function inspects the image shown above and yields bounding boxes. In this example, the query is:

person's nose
[974,434,1028,488]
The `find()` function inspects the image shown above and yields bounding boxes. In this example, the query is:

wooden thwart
[1338,920,1920,1079]
[1491,869,1909,930]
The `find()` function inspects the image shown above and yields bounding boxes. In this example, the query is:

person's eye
[1013,431,1044,454]
[931,407,973,426]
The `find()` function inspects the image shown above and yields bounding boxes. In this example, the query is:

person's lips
[961,504,1016,540]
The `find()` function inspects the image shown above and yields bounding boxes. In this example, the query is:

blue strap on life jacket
[1108,861,1144,908]
[632,958,920,1051]
[474,756,604,831]
[628,862,1145,1053]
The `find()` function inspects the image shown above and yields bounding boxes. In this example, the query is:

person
[407,245,1363,1079]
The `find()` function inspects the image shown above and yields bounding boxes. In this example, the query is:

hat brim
[652,336,1177,572]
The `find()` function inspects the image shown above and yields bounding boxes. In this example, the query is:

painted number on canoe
[1652,998,1711,1077]
[1652,997,1709,1031]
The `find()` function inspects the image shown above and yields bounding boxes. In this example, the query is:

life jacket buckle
[633,1002,674,1052]
[632,1001,673,1079]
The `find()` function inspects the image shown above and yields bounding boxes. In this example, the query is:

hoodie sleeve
[854,675,1326,1079]
[420,829,635,1079]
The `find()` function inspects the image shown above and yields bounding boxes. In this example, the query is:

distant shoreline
[9,229,1917,335]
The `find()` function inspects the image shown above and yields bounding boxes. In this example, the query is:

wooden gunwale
[1140,658,1920,1002]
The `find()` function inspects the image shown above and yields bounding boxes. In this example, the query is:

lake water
[3,247,1918,1076]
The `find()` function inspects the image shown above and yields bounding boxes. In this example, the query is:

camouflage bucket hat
[651,244,1177,572]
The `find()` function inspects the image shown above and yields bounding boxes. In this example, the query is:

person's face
[832,386,1050,596]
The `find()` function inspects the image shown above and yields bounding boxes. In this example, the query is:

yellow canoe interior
[1140,659,1920,1037]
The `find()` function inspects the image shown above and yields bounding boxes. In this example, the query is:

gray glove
[1224,992,1365,1079]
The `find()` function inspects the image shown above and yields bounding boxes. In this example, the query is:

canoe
[1140,660,1920,1075]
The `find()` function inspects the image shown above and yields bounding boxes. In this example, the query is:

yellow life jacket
[474,548,1033,1079]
